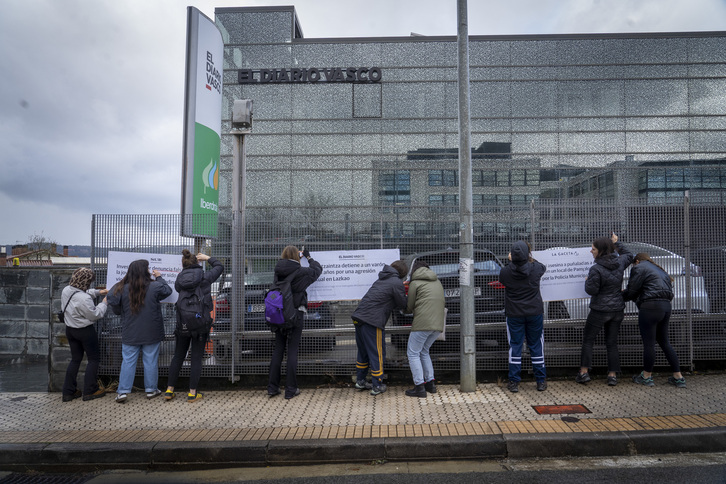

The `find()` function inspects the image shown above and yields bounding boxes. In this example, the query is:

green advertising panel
[191,122,220,237]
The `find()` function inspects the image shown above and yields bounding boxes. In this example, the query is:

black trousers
[167,333,207,391]
[580,309,623,373]
[638,300,680,373]
[63,325,101,396]
[268,312,303,398]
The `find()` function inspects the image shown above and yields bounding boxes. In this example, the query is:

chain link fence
[91,185,726,380]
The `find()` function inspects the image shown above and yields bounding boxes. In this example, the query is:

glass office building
[214,5,726,244]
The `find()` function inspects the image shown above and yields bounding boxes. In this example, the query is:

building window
[429,194,459,212]
[429,169,458,187]
[473,170,496,187]
[378,170,410,212]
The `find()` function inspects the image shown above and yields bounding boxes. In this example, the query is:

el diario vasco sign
[238,67,381,84]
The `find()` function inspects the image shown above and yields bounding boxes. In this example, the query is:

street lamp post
[230,99,253,382]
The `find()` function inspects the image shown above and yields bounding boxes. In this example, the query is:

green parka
[406,267,446,332]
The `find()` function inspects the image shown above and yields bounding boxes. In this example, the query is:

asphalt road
[2,453,725,483]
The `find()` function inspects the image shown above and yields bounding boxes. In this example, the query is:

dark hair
[410,259,430,277]
[181,249,197,269]
[634,252,674,282]
[592,237,615,257]
[112,259,151,314]
[390,260,408,279]
[281,245,300,262]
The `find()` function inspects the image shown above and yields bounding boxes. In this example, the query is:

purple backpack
[264,270,299,330]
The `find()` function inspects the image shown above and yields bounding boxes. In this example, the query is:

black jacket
[585,242,634,312]
[174,257,224,331]
[499,240,547,317]
[108,277,173,346]
[274,257,323,313]
[622,260,674,307]
[351,265,408,329]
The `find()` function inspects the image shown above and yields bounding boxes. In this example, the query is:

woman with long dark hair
[165,250,224,402]
[108,259,172,403]
[61,267,108,402]
[624,253,686,388]
[576,233,633,386]
[268,245,322,399]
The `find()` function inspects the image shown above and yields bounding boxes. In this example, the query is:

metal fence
[91,190,726,380]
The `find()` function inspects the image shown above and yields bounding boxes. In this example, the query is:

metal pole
[530,199,536,250]
[457,0,476,392]
[684,190,694,370]
[231,132,247,382]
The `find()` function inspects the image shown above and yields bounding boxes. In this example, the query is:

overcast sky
[1,0,725,247]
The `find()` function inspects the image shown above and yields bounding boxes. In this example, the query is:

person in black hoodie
[351,260,408,396]
[165,250,224,402]
[268,245,323,400]
[623,253,686,388]
[498,241,548,393]
[576,233,633,386]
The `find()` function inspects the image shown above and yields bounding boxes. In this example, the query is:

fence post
[684,190,694,370]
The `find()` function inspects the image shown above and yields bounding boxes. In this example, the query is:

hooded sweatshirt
[498,240,547,317]
[351,265,408,329]
[406,266,446,332]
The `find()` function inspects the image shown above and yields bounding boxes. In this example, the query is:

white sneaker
[146,389,162,399]
[115,393,127,404]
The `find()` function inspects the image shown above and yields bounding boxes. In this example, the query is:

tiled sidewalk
[2,373,725,443]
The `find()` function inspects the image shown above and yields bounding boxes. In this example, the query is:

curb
[1,427,725,471]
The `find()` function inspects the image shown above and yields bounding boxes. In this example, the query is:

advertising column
[181,7,224,238]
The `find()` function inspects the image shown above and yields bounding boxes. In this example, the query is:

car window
[474,260,501,274]
[627,243,673,257]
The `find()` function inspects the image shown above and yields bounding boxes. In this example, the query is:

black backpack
[264,270,299,332]
[176,284,211,336]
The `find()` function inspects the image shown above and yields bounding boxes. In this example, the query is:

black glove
[302,248,311,259]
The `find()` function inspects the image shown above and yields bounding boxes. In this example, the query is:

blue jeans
[506,314,546,383]
[407,330,440,385]
[118,342,161,394]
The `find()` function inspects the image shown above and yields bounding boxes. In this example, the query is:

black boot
[424,380,437,394]
[405,383,427,398]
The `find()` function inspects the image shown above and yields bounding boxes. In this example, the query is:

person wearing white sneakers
[108,259,172,403]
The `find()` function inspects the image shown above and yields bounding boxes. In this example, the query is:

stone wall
[0,266,75,391]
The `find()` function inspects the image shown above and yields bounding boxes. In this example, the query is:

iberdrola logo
[201,158,218,194]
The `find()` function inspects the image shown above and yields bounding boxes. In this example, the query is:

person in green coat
[404,260,446,398]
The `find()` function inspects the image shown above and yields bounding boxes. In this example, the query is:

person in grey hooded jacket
[498,241,547,393]
[351,260,408,395]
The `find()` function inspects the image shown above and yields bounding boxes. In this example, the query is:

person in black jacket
[108,259,173,403]
[498,241,548,393]
[268,245,323,400]
[165,250,224,402]
[623,253,686,388]
[351,260,408,395]
[576,233,633,386]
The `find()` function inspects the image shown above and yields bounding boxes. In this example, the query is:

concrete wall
[0,266,75,391]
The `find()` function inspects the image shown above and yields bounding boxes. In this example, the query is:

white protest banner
[532,247,593,301]
[301,249,400,301]
[106,251,183,303]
